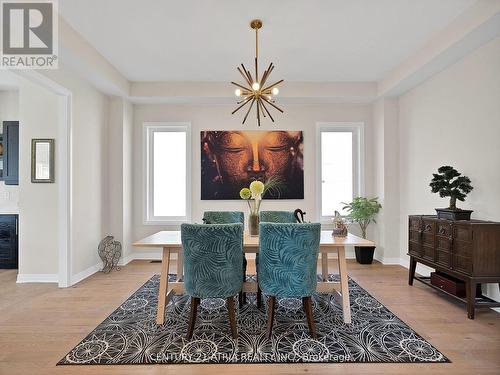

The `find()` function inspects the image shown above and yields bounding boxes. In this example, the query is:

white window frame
[143,122,192,225]
[316,122,365,223]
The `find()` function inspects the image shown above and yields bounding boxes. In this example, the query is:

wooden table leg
[157,247,171,325]
[176,251,184,282]
[321,252,328,281]
[337,246,351,324]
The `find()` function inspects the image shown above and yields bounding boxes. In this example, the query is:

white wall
[371,98,400,264]
[0,90,20,213]
[42,66,109,278]
[399,36,500,300]
[106,97,134,262]
[18,80,61,276]
[132,103,374,256]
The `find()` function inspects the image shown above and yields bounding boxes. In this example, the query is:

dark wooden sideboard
[407,215,500,319]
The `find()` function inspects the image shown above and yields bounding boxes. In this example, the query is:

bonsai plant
[342,197,381,264]
[430,166,473,220]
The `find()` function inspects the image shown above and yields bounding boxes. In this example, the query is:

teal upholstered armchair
[259,211,297,224]
[202,211,247,307]
[255,211,297,307]
[181,223,243,339]
[203,211,244,225]
[258,222,321,338]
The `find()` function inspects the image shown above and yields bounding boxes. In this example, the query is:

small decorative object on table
[239,178,282,236]
[430,165,474,220]
[331,211,348,237]
[98,236,122,273]
[342,197,381,264]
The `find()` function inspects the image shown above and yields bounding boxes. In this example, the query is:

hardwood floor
[0,260,499,375]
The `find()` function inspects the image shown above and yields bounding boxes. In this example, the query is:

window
[144,123,191,224]
[317,123,363,221]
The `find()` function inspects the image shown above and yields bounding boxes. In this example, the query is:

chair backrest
[203,211,244,224]
[258,222,321,298]
[259,211,296,223]
[181,223,243,299]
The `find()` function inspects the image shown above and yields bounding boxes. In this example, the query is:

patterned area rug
[58,275,449,365]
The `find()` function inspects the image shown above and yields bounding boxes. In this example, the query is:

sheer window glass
[317,123,363,221]
[144,123,191,223]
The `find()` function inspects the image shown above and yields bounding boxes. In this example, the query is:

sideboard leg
[465,279,476,319]
[408,257,417,286]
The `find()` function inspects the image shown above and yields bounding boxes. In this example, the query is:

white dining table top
[133,230,374,249]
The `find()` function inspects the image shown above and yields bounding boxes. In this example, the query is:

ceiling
[59,0,476,82]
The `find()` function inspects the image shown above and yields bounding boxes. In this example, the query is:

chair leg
[186,297,200,340]
[266,296,276,339]
[257,286,262,308]
[240,255,247,308]
[303,296,317,339]
[227,297,238,339]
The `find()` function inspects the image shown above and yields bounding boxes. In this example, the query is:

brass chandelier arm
[242,98,256,124]
[257,98,266,117]
[231,81,252,92]
[256,96,261,126]
[262,79,284,93]
[246,69,254,86]
[231,96,253,115]
[261,96,284,113]
[260,63,274,88]
[259,99,275,122]
[238,66,253,87]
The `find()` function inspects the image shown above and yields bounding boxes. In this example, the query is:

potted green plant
[342,197,381,264]
[430,166,473,220]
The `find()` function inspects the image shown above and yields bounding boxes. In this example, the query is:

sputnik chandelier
[231,19,283,126]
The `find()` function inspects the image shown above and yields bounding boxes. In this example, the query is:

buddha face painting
[201,131,304,200]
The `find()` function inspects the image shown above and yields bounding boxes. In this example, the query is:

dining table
[133,230,375,325]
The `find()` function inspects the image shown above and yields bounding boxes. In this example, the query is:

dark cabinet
[408,215,500,319]
[0,214,18,269]
[3,121,19,185]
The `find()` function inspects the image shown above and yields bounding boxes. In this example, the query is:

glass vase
[249,213,259,236]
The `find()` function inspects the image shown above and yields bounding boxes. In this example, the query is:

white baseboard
[118,254,135,266]
[71,263,101,286]
[17,274,58,283]
[380,257,402,265]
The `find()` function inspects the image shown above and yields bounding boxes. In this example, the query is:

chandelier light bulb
[252,82,260,91]
[271,87,279,96]
[235,88,242,97]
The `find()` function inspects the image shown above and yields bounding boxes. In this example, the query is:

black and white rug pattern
[59,275,449,365]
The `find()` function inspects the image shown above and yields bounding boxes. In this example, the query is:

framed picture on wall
[201,130,304,200]
[31,139,55,183]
